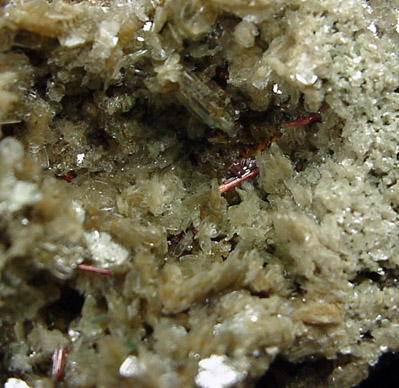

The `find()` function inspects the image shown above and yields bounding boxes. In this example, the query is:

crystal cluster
[1,0,399,387]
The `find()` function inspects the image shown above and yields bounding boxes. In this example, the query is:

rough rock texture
[1,0,399,387]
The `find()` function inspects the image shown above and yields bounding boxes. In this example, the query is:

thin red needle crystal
[285,106,329,127]
[219,167,260,194]
[52,348,66,381]
[77,264,113,275]
[285,113,321,127]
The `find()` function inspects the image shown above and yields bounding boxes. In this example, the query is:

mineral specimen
[1,0,399,387]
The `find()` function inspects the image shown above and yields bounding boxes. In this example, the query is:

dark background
[255,352,399,388]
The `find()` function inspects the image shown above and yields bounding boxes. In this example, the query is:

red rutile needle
[77,264,113,275]
[52,348,66,381]
[285,113,321,127]
[219,168,260,194]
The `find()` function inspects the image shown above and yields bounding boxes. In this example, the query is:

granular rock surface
[1,0,399,387]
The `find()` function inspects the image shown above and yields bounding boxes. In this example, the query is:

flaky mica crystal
[1,0,399,387]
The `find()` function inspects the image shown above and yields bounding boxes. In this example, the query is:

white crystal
[60,33,86,47]
[367,22,377,35]
[76,153,85,165]
[84,231,129,268]
[4,378,33,388]
[143,21,152,31]
[119,355,146,378]
[294,73,318,85]
[195,355,244,388]
[68,329,81,343]
[272,83,283,95]
[0,181,42,214]
[99,20,119,48]
[266,346,280,357]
